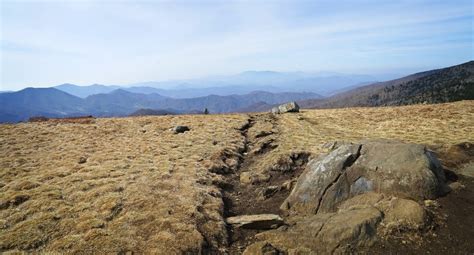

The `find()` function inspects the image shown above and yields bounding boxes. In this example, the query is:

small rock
[281,180,296,190]
[78,157,87,164]
[271,102,300,114]
[226,214,284,229]
[424,199,439,208]
[255,131,273,138]
[171,125,190,134]
[243,241,282,255]
[260,186,280,200]
[448,181,465,191]
[0,219,7,229]
[240,172,271,185]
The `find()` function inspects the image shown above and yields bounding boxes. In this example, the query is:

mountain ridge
[52,71,385,98]
[0,88,321,122]
[299,61,474,109]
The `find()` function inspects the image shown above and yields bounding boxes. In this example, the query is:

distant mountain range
[53,71,385,98]
[0,88,321,123]
[299,61,474,109]
[1,62,472,123]
[0,88,86,123]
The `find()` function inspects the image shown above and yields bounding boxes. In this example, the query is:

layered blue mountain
[0,88,86,122]
[3,63,471,123]
[54,71,383,98]
[55,83,120,98]
[0,88,321,122]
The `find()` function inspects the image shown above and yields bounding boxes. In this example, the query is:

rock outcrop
[251,192,429,253]
[245,140,450,254]
[281,140,448,214]
[271,102,300,114]
[251,206,383,254]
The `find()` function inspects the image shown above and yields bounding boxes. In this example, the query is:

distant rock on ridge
[271,101,300,114]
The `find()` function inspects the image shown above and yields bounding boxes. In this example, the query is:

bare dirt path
[221,114,309,254]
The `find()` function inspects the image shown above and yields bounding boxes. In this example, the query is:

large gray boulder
[281,140,448,214]
[271,102,299,114]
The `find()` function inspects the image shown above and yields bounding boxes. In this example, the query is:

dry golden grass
[0,101,473,253]
[0,114,248,253]
[248,101,474,175]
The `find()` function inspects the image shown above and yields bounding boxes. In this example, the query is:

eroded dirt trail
[220,113,310,253]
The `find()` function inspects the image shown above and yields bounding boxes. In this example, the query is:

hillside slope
[300,61,474,108]
[0,88,87,122]
[1,101,473,253]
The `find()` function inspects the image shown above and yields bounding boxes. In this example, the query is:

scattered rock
[448,181,465,191]
[423,199,439,208]
[259,186,280,200]
[271,102,300,114]
[0,219,7,229]
[243,241,282,255]
[226,214,284,229]
[280,179,296,191]
[0,194,30,209]
[270,152,310,173]
[255,130,274,139]
[252,139,278,155]
[282,140,448,215]
[240,172,271,185]
[457,162,474,177]
[209,148,242,174]
[78,156,88,164]
[171,125,190,134]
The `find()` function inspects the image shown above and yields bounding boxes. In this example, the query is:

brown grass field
[1,101,473,254]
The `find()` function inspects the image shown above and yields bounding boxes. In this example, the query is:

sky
[1,0,473,91]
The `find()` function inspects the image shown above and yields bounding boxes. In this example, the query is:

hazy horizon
[0,68,415,91]
[1,0,473,90]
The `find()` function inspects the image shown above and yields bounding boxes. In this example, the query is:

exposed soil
[362,146,474,255]
[221,114,309,254]
[364,174,474,255]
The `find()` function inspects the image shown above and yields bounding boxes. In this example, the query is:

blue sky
[1,0,473,90]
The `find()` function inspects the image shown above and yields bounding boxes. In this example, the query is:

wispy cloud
[1,0,472,90]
